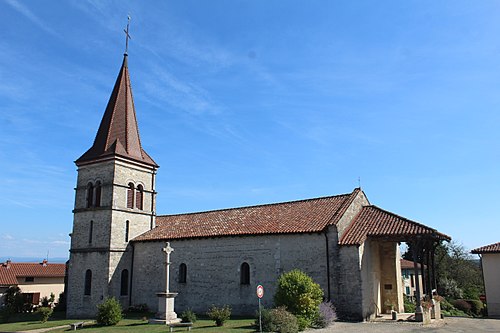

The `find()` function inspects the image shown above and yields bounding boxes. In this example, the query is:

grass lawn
[0,313,256,332]
[0,311,88,332]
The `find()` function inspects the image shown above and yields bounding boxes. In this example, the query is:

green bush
[54,292,66,312]
[96,297,123,326]
[180,309,197,323]
[0,306,15,323]
[274,269,323,329]
[3,286,24,313]
[403,295,416,313]
[36,307,53,323]
[258,306,298,333]
[465,299,484,317]
[207,305,231,326]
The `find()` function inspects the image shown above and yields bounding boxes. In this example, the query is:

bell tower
[67,53,158,318]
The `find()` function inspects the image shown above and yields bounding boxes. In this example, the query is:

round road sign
[256,285,264,298]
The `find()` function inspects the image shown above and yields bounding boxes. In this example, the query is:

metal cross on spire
[124,15,132,55]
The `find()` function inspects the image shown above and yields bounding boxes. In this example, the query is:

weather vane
[124,15,132,54]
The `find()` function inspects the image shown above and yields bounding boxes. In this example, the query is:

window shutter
[127,184,134,208]
[135,186,143,210]
[32,292,40,305]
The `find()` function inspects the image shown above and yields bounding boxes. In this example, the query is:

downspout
[324,230,331,301]
[129,242,135,306]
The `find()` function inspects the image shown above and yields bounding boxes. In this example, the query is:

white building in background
[472,242,500,318]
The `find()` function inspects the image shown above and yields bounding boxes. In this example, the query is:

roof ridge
[157,192,353,218]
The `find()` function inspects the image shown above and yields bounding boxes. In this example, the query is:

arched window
[84,269,92,295]
[88,220,93,244]
[240,262,250,285]
[94,181,101,207]
[125,220,129,242]
[127,183,134,208]
[135,185,144,210]
[179,263,187,284]
[120,269,129,296]
[86,182,94,208]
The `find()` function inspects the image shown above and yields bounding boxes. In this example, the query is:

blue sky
[0,0,499,260]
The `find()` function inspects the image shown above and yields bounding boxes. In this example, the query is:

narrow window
[240,262,250,285]
[86,182,94,208]
[125,220,129,242]
[179,263,187,283]
[84,269,92,295]
[120,269,129,296]
[94,181,101,207]
[88,220,93,244]
[127,183,134,208]
[135,185,144,210]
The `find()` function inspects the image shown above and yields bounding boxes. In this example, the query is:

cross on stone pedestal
[163,242,174,293]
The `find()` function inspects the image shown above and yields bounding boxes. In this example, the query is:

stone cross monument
[149,242,181,325]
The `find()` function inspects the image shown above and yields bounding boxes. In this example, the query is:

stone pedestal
[431,301,441,320]
[148,292,181,325]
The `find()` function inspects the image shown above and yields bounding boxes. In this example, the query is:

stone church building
[67,54,450,320]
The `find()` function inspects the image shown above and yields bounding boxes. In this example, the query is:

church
[66,53,450,321]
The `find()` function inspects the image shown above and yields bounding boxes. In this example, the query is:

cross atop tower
[124,15,132,55]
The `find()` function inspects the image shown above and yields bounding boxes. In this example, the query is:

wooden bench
[168,322,193,332]
[69,321,84,330]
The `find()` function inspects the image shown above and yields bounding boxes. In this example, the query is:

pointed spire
[76,55,158,168]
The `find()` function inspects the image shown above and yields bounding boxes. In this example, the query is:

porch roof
[339,205,450,245]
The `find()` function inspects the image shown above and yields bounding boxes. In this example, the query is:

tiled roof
[339,205,450,245]
[400,258,422,270]
[133,188,361,242]
[76,55,158,168]
[0,261,65,286]
[471,242,500,254]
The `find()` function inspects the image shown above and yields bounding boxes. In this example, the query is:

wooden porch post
[412,241,423,321]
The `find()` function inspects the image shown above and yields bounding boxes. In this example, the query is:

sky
[0,0,499,261]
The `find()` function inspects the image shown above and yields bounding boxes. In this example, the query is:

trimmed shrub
[180,309,197,323]
[465,299,484,317]
[36,307,53,323]
[274,269,323,329]
[314,301,337,328]
[259,306,298,333]
[96,297,122,326]
[452,299,471,314]
[207,305,231,326]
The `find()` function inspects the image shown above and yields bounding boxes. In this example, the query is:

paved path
[311,317,500,333]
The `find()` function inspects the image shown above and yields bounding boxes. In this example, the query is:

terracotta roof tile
[133,189,361,242]
[400,258,423,269]
[76,55,157,168]
[471,242,500,254]
[0,261,65,285]
[339,205,450,245]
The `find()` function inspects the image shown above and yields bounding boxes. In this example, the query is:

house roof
[75,55,157,168]
[0,261,66,286]
[339,205,450,245]
[133,188,361,242]
[471,242,500,254]
[400,258,423,270]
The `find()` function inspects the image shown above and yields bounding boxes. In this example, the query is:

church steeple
[76,54,158,167]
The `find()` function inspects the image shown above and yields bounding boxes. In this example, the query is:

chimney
[6,259,11,268]
[42,259,48,267]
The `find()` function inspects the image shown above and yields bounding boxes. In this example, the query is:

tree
[274,269,323,329]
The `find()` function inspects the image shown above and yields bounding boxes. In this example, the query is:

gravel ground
[309,317,500,333]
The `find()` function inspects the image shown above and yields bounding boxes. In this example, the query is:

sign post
[256,285,264,333]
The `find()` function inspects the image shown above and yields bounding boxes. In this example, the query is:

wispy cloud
[1,234,14,241]
[5,0,60,37]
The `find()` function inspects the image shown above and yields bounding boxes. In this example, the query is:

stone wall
[67,158,156,318]
[336,245,363,320]
[132,233,330,316]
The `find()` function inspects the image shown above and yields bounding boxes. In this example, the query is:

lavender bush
[315,301,337,328]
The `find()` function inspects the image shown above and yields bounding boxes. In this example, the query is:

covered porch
[340,205,451,322]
